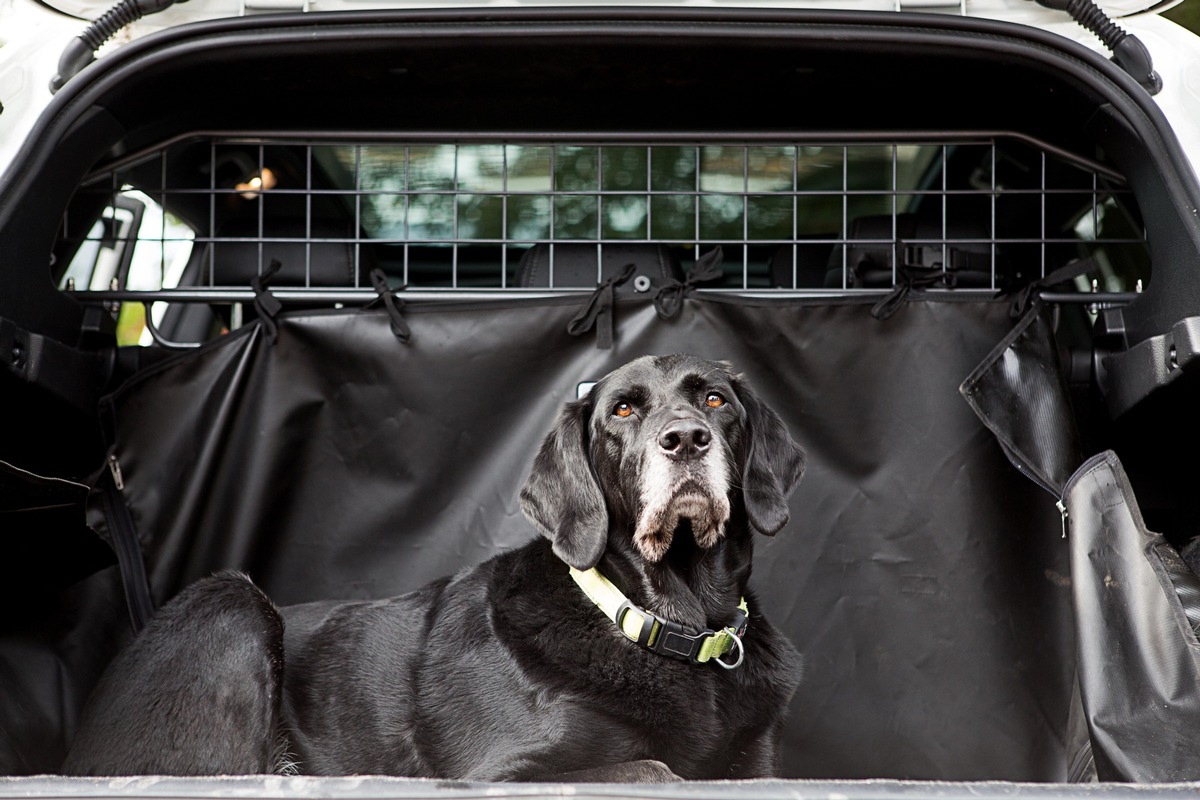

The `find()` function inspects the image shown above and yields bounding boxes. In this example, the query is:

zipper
[107,453,124,491]
[999,445,1069,539]
[100,453,155,632]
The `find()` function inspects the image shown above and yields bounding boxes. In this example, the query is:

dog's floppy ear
[733,376,806,536]
[520,399,609,570]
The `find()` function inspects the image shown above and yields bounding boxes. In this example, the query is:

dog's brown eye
[705,393,725,408]
[614,402,634,418]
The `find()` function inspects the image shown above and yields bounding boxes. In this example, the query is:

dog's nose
[658,419,711,461]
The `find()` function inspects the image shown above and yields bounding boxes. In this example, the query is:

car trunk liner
[65,297,1074,781]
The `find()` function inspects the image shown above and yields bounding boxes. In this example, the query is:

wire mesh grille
[58,136,1149,300]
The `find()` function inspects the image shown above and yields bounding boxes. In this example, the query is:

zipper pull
[107,454,125,492]
[1056,498,1069,539]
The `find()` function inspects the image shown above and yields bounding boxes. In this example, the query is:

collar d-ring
[714,632,744,670]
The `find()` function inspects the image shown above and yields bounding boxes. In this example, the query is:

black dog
[63,354,805,781]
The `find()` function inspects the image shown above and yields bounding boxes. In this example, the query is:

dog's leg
[534,760,682,783]
[722,722,785,778]
[62,572,284,776]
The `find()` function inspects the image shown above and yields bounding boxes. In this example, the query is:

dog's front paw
[617,760,683,783]
[538,759,683,783]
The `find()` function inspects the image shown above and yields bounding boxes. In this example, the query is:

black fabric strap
[870,266,954,321]
[369,269,412,343]
[1006,257,1100,319]
[652,247,725,320]
[567,263,636,350]
[250,259,285,344]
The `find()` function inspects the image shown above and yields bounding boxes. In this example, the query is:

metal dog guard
[57,133,1149,349]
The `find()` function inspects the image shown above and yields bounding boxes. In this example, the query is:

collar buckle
[571,566,749,669]
[614,599,660,647]
[650,616,707,663]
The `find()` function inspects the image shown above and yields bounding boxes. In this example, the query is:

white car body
[2,0,1200,183]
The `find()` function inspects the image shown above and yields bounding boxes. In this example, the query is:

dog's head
[520,354,806,571]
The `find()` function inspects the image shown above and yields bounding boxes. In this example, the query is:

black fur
[63,354,805,781]
[62,573,284,776]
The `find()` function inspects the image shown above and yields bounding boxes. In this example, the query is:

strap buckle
[614,599,661,647]
[650,618,709,663]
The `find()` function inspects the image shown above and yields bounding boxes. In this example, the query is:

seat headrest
[767,239,838,289]
[516,244,683,293]
[833,213,994,288]
[209,218,372,287]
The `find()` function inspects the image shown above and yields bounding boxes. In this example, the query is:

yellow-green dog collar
[569,566,748,669]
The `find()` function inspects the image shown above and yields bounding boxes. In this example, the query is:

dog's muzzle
[633,417,732,562]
